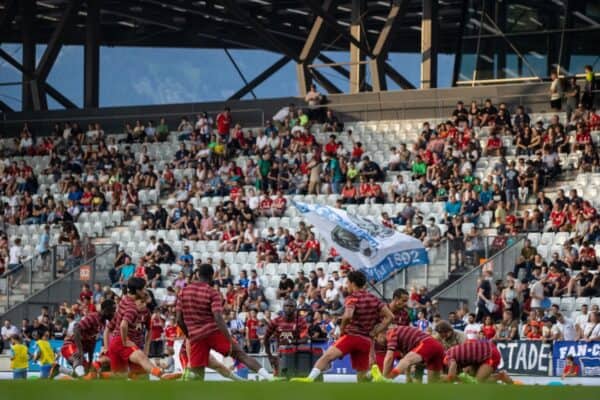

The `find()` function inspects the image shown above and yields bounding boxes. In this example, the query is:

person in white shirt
[324,281,339,303]
[463,313,482,340]
[583,311,600,341]
[389,174,407,202]
[8,238,24,271]
[552,313,580,341]
[575,304,590,328]
[146,236,159,254]
[316,268,329,292]
[331,271,344,292]
[1,319,19,342]
[255,130,269,152]
[529,268,545,309]
[549,71,563,111]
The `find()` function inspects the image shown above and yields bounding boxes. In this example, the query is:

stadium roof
[0,0,599,113]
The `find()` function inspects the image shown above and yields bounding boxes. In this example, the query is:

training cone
[512,380,525,385]
[547,381,564,386]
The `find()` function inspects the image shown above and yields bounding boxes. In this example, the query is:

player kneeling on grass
[443,341,512,384]
[176,264,281,381]
[178,338,247,381]
[50,299,116,379]
[292,270,394,383]
[105,277,167,379]
[380,325,445,383]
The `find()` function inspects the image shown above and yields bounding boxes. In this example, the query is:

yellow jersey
[36,340,55,365]
[10,343,29,370]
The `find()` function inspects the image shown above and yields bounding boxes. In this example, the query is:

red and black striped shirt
[176,281,223,341]
[65,312,104,350]
[266,315,308,346]
[343,289,384,338]
[386,325,430,353]
[392,306,410,326]
[445,341,494,367]
[108,295,146,346]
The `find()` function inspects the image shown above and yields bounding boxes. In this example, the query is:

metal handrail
[432,234,526,300]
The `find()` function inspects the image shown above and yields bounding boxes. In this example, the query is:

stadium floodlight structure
[0,0,598,113]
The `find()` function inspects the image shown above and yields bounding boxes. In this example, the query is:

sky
[0,44,457,111]
[0,43,596,111]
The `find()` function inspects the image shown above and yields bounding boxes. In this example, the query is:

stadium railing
[433,234,526,315]
[0,243,117,322]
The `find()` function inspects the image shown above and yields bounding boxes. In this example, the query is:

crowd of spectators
[1,71,599,358]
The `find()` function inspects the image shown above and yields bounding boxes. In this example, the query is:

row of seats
[546,296,600,312]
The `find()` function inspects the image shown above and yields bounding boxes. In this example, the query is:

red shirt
[230,186,241,200]
[487,137,501,149]
[176,281,223,341]
[65,312,104,350]
[352,146,364,159]
[576,132,591,144]
[266,315,308,346]
[551,210,566,227]
[343,289,384,337]
[246,318,259,340]
[482,325,496,340]
[359,183,371,197]
[563,364,579,376]
[391,306,411,326]
[260,197,273,210]
[216,112,231,135]
[386,325,430,353]
[445,341,495,367]
[164,325,178,347]
[304,239,321,256]
[79,289,93,302]
[274,196,287,210]
[108,296,145,345]
[342,186,356,199]
[324,142,338,156]
[150,315,164,341]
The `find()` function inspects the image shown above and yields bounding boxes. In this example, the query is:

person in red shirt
[259,194,274,217]
[79,284,93,302]
[481,316,496,340]
[216,107,232,138]
[550,203,566,232]
[381,325,445,382]
[164,318,178,349]
[176,264,280,381]
[272,191,287,217]
[485,132,503,156]
[245,309,260,353]
[341,181,357,204]
[105,278,164,379]
[373,288,410,372]
[292,270,393,382]
[302,232,321,263]
[562,355,580,378]
[443,341,511,383]
[51,299,116,379]
[324,135,338,157]
[358,176,372,204]
[264,299,309,376]
[149,311,165,358]
[351,141,364,162]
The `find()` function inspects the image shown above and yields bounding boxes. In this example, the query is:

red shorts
[179,347,189,369]
[410,337,445,372]
[107,336,139,373]
[189,331,231,368]
[483,345,501,370]
[61,342,78,362]
[333,334,372,372]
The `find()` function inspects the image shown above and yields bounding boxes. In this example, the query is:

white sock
[227,371,246,382]
[307,368,321,381]
[257,367,273,380]
[74,365,85,377]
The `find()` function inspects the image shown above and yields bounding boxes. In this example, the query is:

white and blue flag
[293,201,428,282]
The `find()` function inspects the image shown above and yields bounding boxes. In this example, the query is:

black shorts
[550,98,562,109]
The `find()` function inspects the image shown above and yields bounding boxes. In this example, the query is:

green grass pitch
[1,381,599,400]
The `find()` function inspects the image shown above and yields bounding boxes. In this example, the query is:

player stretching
[264,298,308,377]
[176,264,281,381]
[105,277,164,379]
[178,338,246,381]
[292,270,393,383]
[443,341,512,384]
[373,288,410,372]
[380,325,445,383]
[50,299,116,379]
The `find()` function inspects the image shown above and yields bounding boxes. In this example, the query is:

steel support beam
[0,48,77,109]
[384,62,415,90]
[228,56,291,101]
[84,0,100,108]
[0,100,14,114]
[32,0,82,110]
[220,0,298,61]
[349,0,366,93]
[370,0,409,92]
[452,0,469,86]
[421,0,438,89]
[21,0,35,111]
[310,69,342,94]
[495,0,507,79]
[297,0,336,96]
[558,0,577,74]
